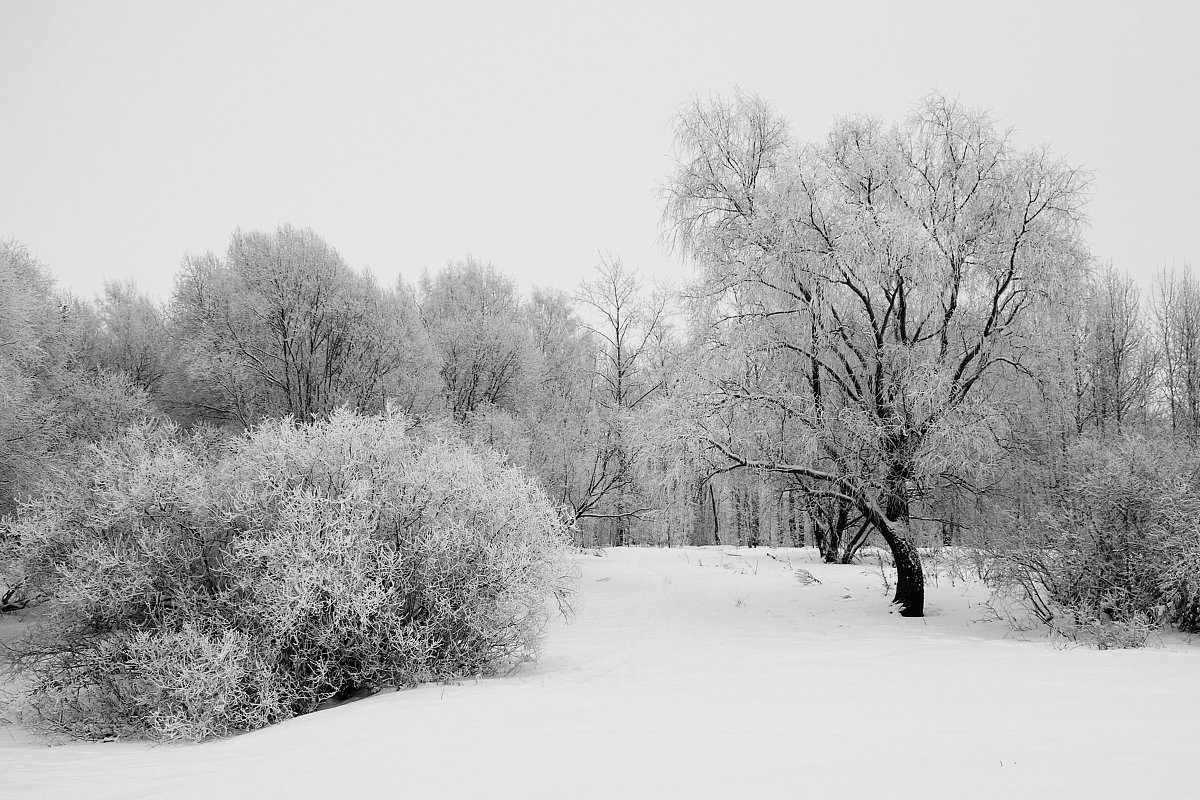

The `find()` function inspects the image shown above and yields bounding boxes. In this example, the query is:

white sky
[2,0,1197,301]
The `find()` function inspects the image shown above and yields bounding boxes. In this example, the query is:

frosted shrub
[121,625,287,740]
[2,421,229,738]
[221,414,575,709]
[988,436,1200,646]
[2,411,575,740]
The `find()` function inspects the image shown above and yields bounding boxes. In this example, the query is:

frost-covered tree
[82,280,173,396]
[498,287,601,519]
[1153,265,1200,435]
[172,226,435,426]
[0,243,151,518]
[1087,264,1154,434]
[420,257,533,422]
[573,256,672,543]
[664,92,1089,616]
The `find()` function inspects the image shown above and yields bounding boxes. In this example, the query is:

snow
[3,546,1199,799]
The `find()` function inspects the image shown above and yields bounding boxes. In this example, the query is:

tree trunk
[884,529,924,617]
[810,503,836,562]
[876,485,924,616]
[710,482,721,546]
[838,518,872,564]
[732,483,746,546]
[868,460,921,618]
[815,527,837,563]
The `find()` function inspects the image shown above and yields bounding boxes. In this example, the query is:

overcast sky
[2,0,1197,301]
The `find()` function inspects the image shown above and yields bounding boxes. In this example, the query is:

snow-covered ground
[3,546,1199,799]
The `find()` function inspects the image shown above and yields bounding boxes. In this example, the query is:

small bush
[2,411,575,740]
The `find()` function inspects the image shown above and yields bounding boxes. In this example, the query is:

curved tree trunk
[876,487,924,616]
[846,494,925,615]
[882,528,925,616]
[858,455,924,615]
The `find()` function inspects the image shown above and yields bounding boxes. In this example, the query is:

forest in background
[4,93,1200,652]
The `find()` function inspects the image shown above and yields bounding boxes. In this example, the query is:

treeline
[0,233,679,551]
[3,92,1200,638]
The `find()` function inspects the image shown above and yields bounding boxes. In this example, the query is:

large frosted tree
[664,92,1089,616]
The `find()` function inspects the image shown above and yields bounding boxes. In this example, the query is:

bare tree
[1153,266,1200,435]
[1088,264,1154,434]
[571,256,671,542]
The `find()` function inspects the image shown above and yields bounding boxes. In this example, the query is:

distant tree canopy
[419,257,532,422]
[82,280,173,397]
[172,226,435,426]
[0,243,149,517]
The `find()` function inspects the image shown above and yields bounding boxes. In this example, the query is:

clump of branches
[1,410,575,740]
[985,435,1200,646]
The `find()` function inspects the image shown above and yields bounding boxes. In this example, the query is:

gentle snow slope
[3,547,1199,799]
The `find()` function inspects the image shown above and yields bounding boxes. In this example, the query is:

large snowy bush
[988,436,1200,645]
[1,411,574,740]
